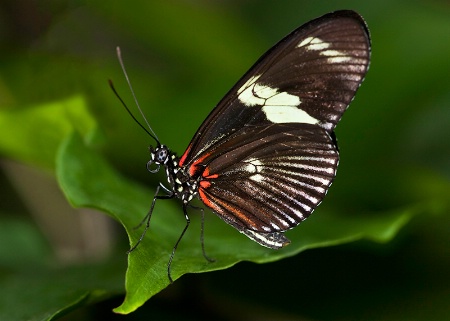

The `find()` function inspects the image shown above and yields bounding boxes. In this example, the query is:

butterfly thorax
[149,145,199,204]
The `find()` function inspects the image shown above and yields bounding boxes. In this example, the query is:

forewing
[197,123,339,244]
[180,10,370,167]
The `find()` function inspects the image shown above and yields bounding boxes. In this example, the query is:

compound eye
[155,148,168,163]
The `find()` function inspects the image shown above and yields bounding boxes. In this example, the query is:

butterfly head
[147,145,170,173]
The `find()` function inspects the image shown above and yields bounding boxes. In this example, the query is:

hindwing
[196,123,339,248]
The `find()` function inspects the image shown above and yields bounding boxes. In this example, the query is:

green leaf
[55,131,439,314]
[0,218,125,321]
[0,258,125,321]
[0,96,97,169]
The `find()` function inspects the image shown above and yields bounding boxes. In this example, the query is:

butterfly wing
[196,123,338,248]
[179,10,371,248]
[180,10,370,168]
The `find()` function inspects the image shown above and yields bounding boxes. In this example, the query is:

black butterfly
[111,10,371,282]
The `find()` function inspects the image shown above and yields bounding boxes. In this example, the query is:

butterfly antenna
[111,46,160,145]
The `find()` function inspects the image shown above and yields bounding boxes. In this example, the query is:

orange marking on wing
[187,152,213,176]
[202,167,219,179]
[198,188,213,208]
[200,180,211,189]
[198,186,256,229]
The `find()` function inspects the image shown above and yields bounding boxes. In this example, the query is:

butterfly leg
[167,204,216,283]
[167,204,191,283]
[127,184,173,254]
[189,204,215,263]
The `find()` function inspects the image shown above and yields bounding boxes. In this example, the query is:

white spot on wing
[237,75,319,125]
[297,37,330,50]
[254,83,278,99]
[237,75,261,95]
[262,105,318,124]
[250,173,264,183]
[326,56,353,64]
[320,49,353,63]
[297,36,352,64]
[244,158,263,173]
[297,36,313,48]
[243,158,265,182]
[265,91,300,106]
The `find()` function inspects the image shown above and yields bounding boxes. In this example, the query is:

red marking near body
[200,180,211,189]
[202,167,219,179]
[188,152,212,177]
[178,144,192,167]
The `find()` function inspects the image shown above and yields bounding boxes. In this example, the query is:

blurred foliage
[0,0,449,320]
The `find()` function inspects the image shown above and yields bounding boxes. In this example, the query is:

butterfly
[111,10,371,282]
